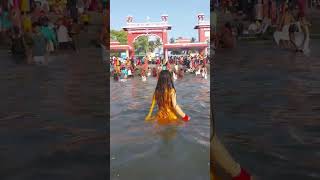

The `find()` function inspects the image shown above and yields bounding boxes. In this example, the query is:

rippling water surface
[0,49,107,180]
[214,41,320,180]
[111,74,210,180]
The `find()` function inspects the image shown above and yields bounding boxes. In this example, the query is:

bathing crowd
[110,55,210,81]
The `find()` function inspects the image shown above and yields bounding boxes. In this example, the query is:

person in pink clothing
[13,0,19,9]
[270,0,277,25]
[297,0,306,17]
[143,56,149,72]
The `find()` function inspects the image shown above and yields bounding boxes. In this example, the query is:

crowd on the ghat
[0,0,103,65]
[212,0,311,54]
[110,55,210,82]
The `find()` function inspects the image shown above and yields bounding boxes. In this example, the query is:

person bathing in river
[141,69,147,81]
[273,5,294,48]
[145,70,190,124]
[152,67,157,77]
[217,22,235,49]
[290,15,311,54]
[32,24,48,65]
[177,67,184,79]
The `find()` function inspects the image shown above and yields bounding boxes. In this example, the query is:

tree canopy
[110,29,127,44]
[134,36,149,55]
[134,36,162,55]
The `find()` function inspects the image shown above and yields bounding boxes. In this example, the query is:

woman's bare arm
[171,90,186,117]
[145,95,156,121]
[211,134,241,177]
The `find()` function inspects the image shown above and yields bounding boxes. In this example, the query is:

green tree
[110,29,127,44]
[110,52,121,57]
[148,41,156,53]
[154,38,162,51]
[191,37,196,43]
[134,36,149,55]
[148,38,162,53]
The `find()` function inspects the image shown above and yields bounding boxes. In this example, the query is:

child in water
[145,70,190,124]
[141,69,147,81]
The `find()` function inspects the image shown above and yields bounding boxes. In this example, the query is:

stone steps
[217,9,320,36]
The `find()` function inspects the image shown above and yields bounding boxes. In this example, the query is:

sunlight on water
[110,74,210,180]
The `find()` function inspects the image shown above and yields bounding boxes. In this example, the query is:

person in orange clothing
[145,70,190,124]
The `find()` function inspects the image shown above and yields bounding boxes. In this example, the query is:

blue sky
[110,0,209,40]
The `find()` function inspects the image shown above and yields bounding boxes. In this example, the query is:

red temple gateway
[110,13,210,59]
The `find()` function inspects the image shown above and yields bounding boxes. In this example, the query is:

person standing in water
[32,24,48,65]
[145,70,190,124]
[70,18,81,52]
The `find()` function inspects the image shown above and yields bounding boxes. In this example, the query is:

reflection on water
[0,49,107,180]
[214,41,320,179]
[111,74,210,180]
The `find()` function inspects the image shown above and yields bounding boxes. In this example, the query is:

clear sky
[110,0,210,40]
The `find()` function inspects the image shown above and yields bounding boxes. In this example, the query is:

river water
[214,40,320,179]
[110,73,210,180]
[0,48,107,180]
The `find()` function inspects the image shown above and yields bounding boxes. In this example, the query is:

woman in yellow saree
[145,70,190,125]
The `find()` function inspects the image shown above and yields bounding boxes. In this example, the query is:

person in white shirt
[56,20,71,49]
[248,21,258,34]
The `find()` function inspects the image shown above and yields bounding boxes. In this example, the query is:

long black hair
[154,70,176,108]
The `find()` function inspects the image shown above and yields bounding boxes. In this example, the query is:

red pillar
[162,30,168,59]
[198,28,206,43]
[127,32,135,58]
[162,30,168,44]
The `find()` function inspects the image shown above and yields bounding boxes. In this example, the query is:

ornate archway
[120,13,210,58]
[123,14,171,58]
